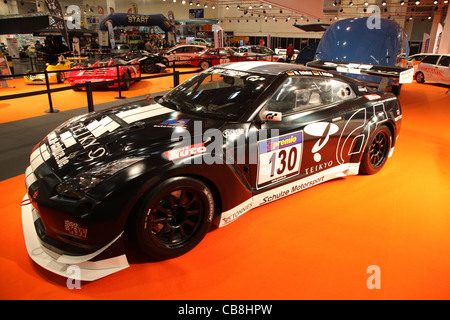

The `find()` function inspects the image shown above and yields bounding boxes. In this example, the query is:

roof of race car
[217,61,333,77]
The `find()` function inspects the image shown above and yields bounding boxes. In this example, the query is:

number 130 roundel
[22,61,402,281]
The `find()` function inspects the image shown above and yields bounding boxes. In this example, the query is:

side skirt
[215,163,360,227]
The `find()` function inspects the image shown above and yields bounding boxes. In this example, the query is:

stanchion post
[44,69,59,113]
[115,64,126,99]
[173,71,180,87]
[86,81,94,112]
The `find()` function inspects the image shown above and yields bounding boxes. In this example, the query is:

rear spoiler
[306,60,414,92]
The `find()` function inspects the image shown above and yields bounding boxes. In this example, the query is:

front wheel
[416,71,425,83]
[135,177,214,260]
[359,125,392,175]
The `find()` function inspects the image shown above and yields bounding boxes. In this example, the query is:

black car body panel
[22,62,403,280]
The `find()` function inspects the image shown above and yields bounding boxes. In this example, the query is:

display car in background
[189,38,213,46]
[24,56,73,84]
[414,54,450,85]
[22,61,408,281]
[275,48,300,62]
[162,44,206,66]
[406,53,428,70]
[66,58,141,90]
[118,50,168,74]
[234,45,285,62]
[111,43,131,55]
[190,47,243,69]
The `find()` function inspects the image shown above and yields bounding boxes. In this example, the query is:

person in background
[145,39,153,52]
[286,43,294,63]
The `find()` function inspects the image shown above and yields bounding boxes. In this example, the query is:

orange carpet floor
[0,80,449,300]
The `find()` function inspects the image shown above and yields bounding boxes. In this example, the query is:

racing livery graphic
[21,62,407,281]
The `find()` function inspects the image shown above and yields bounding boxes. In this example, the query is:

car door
[419,55,440,81]
[436,55,450,84]
[248,75,360,195]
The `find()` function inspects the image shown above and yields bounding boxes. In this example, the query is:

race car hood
[38,102,227,179]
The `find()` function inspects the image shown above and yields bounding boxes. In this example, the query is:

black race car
[22,61,407,281]
[119,50,168,74]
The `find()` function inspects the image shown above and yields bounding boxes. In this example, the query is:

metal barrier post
[44,69,59,113]
[173,71,180,87]
[86,81,94,112]
[115,64,126,99]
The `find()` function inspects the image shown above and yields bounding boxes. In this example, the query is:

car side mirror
[262,111,282,121]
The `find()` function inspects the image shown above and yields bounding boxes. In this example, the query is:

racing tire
[199,60,211,70]
[359,125,392,175]
[392,84,402,97]
[135,177,214,260]
[57,72,66,83]
[120,72,131,90]
[143,62,157,74]
[416,71,425,83]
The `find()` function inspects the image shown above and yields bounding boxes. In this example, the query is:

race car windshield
[160,68,274,121]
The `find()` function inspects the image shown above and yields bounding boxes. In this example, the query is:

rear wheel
[199,60,211,70]
[57,72,66,83]
[359,125,392,175]
[143,62,157,74]
[416,71,425,83]
[135,177,214,260]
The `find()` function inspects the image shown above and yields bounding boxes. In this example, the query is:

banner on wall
[213,24,223,48]
[421,33,430,53]
[43,0,71,50]
[433,23,443,53]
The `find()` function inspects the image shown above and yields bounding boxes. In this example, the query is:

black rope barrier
[0,53,281,115]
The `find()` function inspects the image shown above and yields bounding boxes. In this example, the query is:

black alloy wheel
[360,125,392,175]
[135,177,214,260]
[416,71,425,83]
[144,61,157,74]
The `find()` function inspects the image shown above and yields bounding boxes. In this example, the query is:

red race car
[190,47,246,70]
[67,58,141,91]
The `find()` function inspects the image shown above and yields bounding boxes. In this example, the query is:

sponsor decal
[48,132,70,168]
[222,202,252,225]
[64,220,88,238]
[164,143,206,161]
[358,85,368,92]
[287,70,334,77]
[71,122,107,161]
[155,119,190,128]
[222,128,244,138]
[364,94,381,101]
[304,122,339,163]
[257,131,303,188]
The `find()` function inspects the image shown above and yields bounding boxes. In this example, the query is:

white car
[234,45,284,62]
[275,48,300,62]
[190,38,212,46]
[415,54,450,85]
[162,45,207,65]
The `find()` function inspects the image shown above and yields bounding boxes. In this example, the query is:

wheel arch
[123,171,226,237]
[349,119,396,165]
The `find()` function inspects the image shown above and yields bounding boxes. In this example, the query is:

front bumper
[21,195,129,281]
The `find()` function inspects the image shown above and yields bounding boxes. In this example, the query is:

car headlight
[56,157,143,199]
